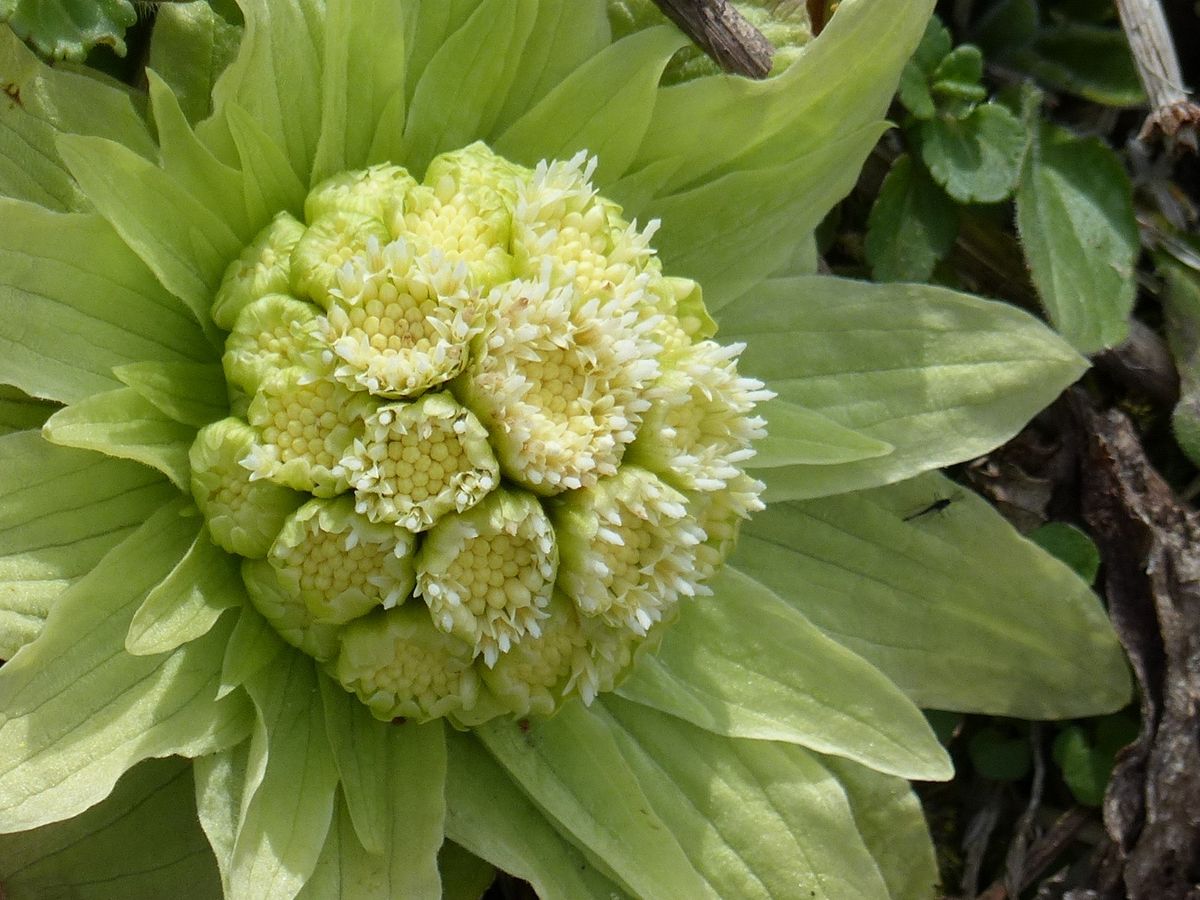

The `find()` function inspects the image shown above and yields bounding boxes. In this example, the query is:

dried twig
[649,0,775,78]
[1113,0,1200,151]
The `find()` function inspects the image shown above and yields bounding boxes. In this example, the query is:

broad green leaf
[194,739,251,892]
[444,731,630,900]
[918,102,1027,203]
[492,0,610,134]
[600,696,893,900]
[225,101,306,226]
[0,200,213,405]
[0,383,55,435]
[617,568,951,780]
[0,431,175,660]
[1029,521,1101,583]
[865,154,959,283]
[476,703,709,899]
[42,387,195,489]
[58,132,243,325]
[0,499,253,831]
[497,26,687,185]
[1023,24,1145,107]
[126,526,243,656]
[318,677,446,889]
[718,276,1087,499]
[202,0,323,186]
[147,71,251,240]
[0,0,135,60]
[298,791,440,900]
[632,0,934,189]
[654,122,886,314]
[312,0,407,181]
[229,654,340,900]
[821,756,940,900]
[0,28,152,208]
[736,470,1132,717]
[439,841,497,900]
[402,0,537,175]
[401,0,478,110]
[149,1,243,125]
[0,757,222,900]
[749,397,893,468]
[114,360,227,428]
[1016,120,1137,353]
[219,604,286,698]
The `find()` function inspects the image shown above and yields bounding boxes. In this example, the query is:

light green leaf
[632,0,934,189]
[0,383,55,435]
[312,0,407,181]
[318,676,446,892]
[497,26,686,185]
[148,1,243,125]
[126,526,243,656]
[0,498,253,832]
[402,0,537,175]
[0,28,152,208]
[219,604,286,699]
[653,122,885,314]
[202,0,323,186]
[865,154,959,283]
[297,790,440,900]
[750,398,894,468]
[42,387,195,489]
[821,756,940,900]
[736,470,1132,717]
[1016,120,1137,353]
[58,131,243,325]
[918,102,1027,203]
[718,276,1087,499]
[0,0,135,61]
[147,70,250,240]
[600,695,893,900]
[0,199,213,405]
[492,0,609,134]
[114,360,227,428]
[194,739,251,893]
[0,430,175,660]
[439,841,497,900]
[229,653,340,900]
[224,101,306,226]
[444,731,630,900]
[476,703,709,899]
[0,757,222,900]
[401,0,477,110]
[618,567,951,780]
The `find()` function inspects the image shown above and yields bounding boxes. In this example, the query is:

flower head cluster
[190,143,768,725]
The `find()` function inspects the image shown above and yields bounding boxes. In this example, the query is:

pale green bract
[0,1,1129,898]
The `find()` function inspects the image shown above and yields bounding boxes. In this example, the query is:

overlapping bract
[193,143,768,724]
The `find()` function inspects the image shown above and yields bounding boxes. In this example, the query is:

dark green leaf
[918,102,1027,203]
[0,0,136,61]
[865,154,959,282]
[969,725,1031,781]
[1023,24,1145,107]
[1029,522,1101,583]
[1016,121,1138,353]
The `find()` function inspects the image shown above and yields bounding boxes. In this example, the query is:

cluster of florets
[189,143,770,725]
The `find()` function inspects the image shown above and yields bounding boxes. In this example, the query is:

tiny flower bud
[189,417,307,558]
[305,163,417,224]
[290,211,391,308]
[222,294,324,396]
[211,211,306,330]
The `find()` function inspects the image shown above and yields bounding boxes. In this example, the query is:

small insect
[902,497,954,522]
[517,718,531,734]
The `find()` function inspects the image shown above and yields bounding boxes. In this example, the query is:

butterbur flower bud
[290,211,391,308]
[210,211,306,330]
[416,488,558,666]
[304,163,417,224]
[342,393,499,531]
[221,294,323,397]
